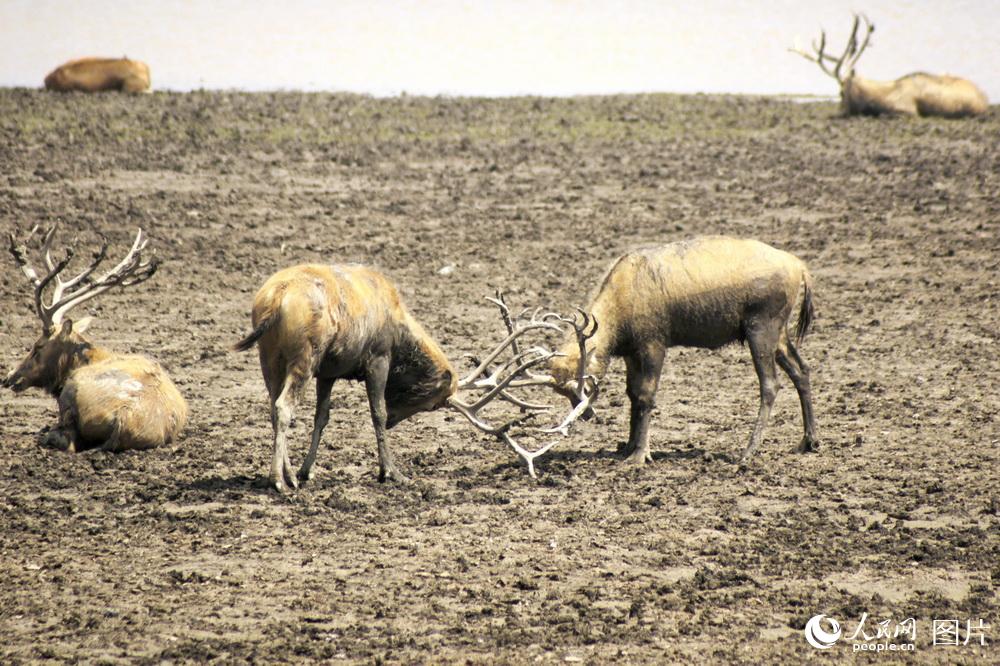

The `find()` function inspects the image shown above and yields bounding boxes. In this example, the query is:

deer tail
[795,268,815,345]
[233,312,279,352]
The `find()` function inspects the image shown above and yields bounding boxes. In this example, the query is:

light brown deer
[234,266,595,491]
[4,225,187,452]
[546,237,817,464]
[44,57,151,93]
[791,14,988,118]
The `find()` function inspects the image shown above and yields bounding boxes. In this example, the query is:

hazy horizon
[2,1,997,101]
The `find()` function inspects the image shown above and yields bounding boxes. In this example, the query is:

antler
[540,308,599,436]
[843,14,874,76]
[790,13,874,82]
[448,290,599,477]
[7,224,159,330]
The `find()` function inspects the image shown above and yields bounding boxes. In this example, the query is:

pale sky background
[1,0,997,100]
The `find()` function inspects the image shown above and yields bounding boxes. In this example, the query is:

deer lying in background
[791,14,988,118]
[3,226,187,452]
[44,57,151,93]
[234,265,595,491]
[545,237,818,464]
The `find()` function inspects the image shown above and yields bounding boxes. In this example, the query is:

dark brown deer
[3,225,187,452]
[791,14,988,117]
[546,237,817,464]
[234,265,595,491]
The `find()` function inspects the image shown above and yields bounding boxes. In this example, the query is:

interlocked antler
[790,13,874,82]
[541,307,599,436]
[8,224,158,330]
[448,289,598,477]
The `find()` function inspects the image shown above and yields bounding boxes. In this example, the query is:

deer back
[580,237,808,352]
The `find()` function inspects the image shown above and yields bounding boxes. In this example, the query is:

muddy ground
[0,90,997,664]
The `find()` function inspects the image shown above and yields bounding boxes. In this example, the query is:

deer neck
[52,339,110,395]
[556,315,613,381]
[76,342,111,366]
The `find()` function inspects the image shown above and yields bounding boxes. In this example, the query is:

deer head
[3,224,158,394]
[447,290,599,477]
[790,13,875,95]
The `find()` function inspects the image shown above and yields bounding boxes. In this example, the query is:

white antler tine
[42,224,60,272]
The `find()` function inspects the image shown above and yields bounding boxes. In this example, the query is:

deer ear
[72,316,93,334]
[59,319,75,336]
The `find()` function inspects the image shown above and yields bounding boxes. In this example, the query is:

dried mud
[0,90,998,663]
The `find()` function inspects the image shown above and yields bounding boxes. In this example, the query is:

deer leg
[299,377,335,483]
[42,427,77,452]
[82,420,124,454]
[741,324,780,461]
[622,345,666,465]
[364,354,408,483]
[44,399,81,452]
[271,372,305,492]
[777,338,818,453]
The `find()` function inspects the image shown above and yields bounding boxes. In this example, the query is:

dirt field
[0,90,997,664]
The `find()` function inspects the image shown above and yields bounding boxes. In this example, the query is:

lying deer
[791,13,988,117]
[545,236,818,464]
[235,264,595,491]
[44,57,151,93]
[3,226,187,452]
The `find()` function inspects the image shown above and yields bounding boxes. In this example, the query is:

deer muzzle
[2,368,28,392]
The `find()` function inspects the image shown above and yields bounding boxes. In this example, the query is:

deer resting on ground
[44,57,151,93]
[3,225,187,452]
[234,264,595,491]
[791,13,988,118]
[545,236,817,463]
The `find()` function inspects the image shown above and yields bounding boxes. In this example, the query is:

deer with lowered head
[3,225,187,452]
[234,264,596,491]
[791,13,988,118]
[545,236,818,464]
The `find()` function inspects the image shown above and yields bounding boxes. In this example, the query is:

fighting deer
[546,237,817,464]
[44,57,151,93]
[791,14,988,117]
[234,265,595,491]
[3,225,187,452]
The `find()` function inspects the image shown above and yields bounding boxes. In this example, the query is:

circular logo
[804,614,842,649]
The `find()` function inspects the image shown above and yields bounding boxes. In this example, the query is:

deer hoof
[379,467,410,484]
[797,437,819,454]
[624,450,652,466]
[281,459,299,490]
[41,429,73,452]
